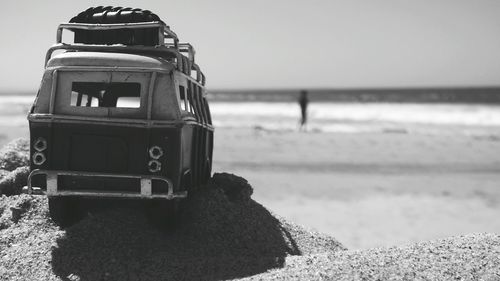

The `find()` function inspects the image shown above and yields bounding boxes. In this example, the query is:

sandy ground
[0,128,499,279]
[242,233,500,280]
[0,181,498,280]
[212,127,500,249]
[1,123,499,249]
[0,189,345,280]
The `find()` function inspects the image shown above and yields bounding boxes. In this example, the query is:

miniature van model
[27,7,214,225]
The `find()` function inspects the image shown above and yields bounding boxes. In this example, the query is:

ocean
[1,95,500,137]
[211,102,500,136]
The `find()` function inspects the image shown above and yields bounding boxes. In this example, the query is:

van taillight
[149,146,164,159]
[148,145,164,172]
[148,160,161,173]
[33,137,47,166]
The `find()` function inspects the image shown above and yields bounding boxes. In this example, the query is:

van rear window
[70,82,141,108]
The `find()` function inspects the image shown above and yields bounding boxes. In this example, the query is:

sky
[1,0,500,92]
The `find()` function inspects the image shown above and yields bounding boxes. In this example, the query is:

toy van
[27,7,214,225]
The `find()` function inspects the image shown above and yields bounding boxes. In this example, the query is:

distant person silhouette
[298,90,309,131]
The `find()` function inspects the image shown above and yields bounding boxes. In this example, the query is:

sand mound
[0,166,30,196]
[243,233,500,280]
[0,175,345,281]
[0,138,29,172]
[2,194,498,281]
[0,138,30,196]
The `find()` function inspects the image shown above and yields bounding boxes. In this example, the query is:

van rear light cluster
[148,160,161,173]
[149,146,163,159]
[33,137,47,165]
[148,145,163,173]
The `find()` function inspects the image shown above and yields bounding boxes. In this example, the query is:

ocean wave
[210,102,500,127]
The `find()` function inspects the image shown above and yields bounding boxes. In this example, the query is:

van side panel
[180,124,194,189]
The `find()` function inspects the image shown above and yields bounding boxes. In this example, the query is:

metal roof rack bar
[191,63,206,86]
[162,27,179,48]
[178,43,195,63]
[45,43,189,74]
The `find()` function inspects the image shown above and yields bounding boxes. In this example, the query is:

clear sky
[1,0,500,92]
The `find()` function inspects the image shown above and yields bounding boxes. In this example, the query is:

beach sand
[1,123,500,279]
[212,127,500,249]
[1,122,499,250]
[1,194,498,280]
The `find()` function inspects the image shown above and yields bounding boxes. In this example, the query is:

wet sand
[212,127,500,249]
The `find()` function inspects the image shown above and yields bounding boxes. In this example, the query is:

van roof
[47,51,175,71]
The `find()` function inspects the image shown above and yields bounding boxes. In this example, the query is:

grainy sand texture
[0,138,499,280]
[243,233,500,281]
[0,191,345,281]
[0,194,499,280]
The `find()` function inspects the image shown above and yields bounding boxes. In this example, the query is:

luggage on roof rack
[69,6,164,46]
[71,6,163,23]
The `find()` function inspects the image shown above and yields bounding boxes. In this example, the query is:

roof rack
[48,22,205,85]
[177,43,195,64]
[192,63,206,85]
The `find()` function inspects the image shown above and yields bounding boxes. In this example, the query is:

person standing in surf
[298,90,309,131]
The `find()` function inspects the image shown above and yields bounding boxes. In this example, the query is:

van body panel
[28,42,212,200]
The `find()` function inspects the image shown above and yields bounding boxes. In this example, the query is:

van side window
[70,82,141,108]
[190,82,202,122]
[187,82,196,116]
[179,85,188,111]
[195,86,207,124]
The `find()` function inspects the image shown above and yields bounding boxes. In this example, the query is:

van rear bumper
[27,169,187,199]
